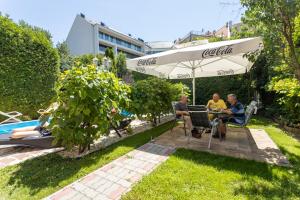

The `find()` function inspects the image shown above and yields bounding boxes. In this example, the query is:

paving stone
[92,194,110,200]
[95,180,114,193]
[45,143,174,200]
[48,187,76,200]
[70,193,89,200]
[82,187,98,198]
[117,179,132,188]
[72,182,89,192]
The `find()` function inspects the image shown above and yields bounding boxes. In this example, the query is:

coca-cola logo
[137,57,157,66]
[135,66,146,73]
[177,73,191,78]
[217,69,234,76]
[202,45,233,58]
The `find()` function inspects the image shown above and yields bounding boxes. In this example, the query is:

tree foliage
[104,48,128,78]
[0,15,59,118]
[130,77,190,125]
[240,0,300,123]
[56,41,73,71]
[116,52,127,78]
[241,0,300,79]
[49,65,130,153]
[73,54,103,67]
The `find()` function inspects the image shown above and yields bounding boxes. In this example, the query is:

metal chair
[170,101,187,136]
[226,101,258,129]
[189,110,219,149]
[187,105,207,111]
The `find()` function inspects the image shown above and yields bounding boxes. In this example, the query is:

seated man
[207,93,227,120]
[175,96,200,138]
[217,94,245,138]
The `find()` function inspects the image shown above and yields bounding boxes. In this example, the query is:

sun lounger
[0,111,23,124]
[0,133,55,149]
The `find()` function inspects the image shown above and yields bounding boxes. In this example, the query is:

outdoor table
[208,111,232,124]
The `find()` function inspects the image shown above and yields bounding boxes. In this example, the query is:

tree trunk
[78,145,86,154]
[279,7,300,80]
[296,68,300,80]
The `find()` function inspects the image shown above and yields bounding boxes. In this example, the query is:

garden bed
[273,118,300,140]
[58,115,173,158]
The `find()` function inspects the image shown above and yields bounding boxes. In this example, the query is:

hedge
[0,16,59,118]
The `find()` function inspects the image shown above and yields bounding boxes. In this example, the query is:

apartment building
[66,14,145,58]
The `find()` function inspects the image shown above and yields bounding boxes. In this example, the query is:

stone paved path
[249,129,290,166]
[0,145,63,169]
[45,143,175,200]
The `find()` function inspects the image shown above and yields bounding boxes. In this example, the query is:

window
[99,31,142,52]
[99,44,108,52]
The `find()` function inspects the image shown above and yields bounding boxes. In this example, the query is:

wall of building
[66,15,97,56]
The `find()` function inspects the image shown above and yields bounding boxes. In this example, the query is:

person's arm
[206,100,211,109]
[176,110,189,116]
[230,104,245,115]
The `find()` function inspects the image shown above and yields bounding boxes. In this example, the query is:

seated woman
[11,121,51,139]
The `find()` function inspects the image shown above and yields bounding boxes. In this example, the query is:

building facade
[144,41,174,54]
[66,14,145,58]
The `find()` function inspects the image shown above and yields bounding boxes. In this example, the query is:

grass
[0,121,173,200]
[122,117,300,200]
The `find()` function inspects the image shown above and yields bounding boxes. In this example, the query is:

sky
[0,0,244,44]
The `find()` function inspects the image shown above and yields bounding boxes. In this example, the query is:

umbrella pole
[192,68,195,105]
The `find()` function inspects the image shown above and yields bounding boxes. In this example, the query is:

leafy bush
[0,15,59,118]
[49,65,130,153]
[130,77,189,125]
[73,54,103,67]
[268,77,300,124]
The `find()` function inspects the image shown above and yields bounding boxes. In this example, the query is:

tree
[56,41,73,71]
[19,19,52,41]
[241,0,300,80]
[130,77,190,125]
[0,15,59,118]
[105,48,117,74]
[73,54,103,67]
[116,52,127,78]
[49,65,131,153]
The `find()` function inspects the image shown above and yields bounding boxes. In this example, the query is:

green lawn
[0,122,173,200]
[123,117,300,200]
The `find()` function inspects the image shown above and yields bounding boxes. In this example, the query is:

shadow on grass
[173,148,300,199]
[3,122,173,198]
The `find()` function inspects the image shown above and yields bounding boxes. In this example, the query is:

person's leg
[183,115,193,131]
[218,120,226,135]
[11,131,40,139]
[11,126,37,133]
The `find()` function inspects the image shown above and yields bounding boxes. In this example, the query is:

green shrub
[0,15,59,118]
[130,77,189,125]
[73,54,103,67]
[268,77,300,124]
[49,65,130,153]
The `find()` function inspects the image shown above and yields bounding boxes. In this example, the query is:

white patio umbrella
[127,37,263,105]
